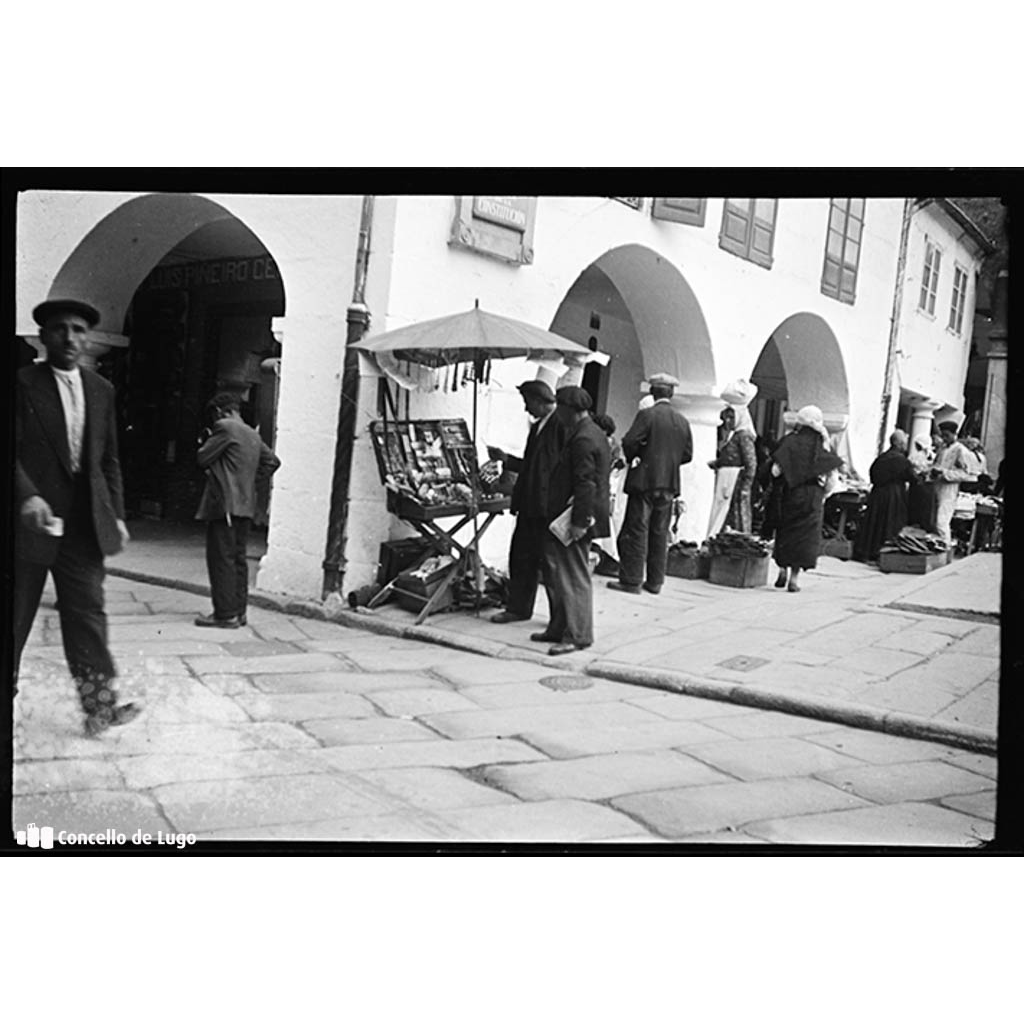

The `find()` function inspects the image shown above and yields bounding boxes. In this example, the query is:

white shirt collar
[50,364,82,384]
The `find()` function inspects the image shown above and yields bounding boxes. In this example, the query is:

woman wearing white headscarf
[768,405,844,592]
[706,380,759,536]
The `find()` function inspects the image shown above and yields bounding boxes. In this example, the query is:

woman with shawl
[769,405,844,592]
[706,380,759,536]
[853,429,919,563]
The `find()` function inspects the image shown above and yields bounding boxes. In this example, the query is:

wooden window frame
[948,263,969,334]
[820,198,865,305]
[651,197,707,227]
[718,198,777,269]
[918,237,942,316]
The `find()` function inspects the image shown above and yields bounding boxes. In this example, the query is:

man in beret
[610,373,693,595]
[532,386,610,656]
[486,379,568,624]
[13,298,141,736]
[930,420,972,544]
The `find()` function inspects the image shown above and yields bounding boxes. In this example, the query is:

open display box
[369,418,510,520]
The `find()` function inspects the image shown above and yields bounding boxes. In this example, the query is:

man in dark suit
[193,392,281,628]
[14,298,141,737]
[486,379,568,624]
[532,386,610,656]
[610,372,693,595]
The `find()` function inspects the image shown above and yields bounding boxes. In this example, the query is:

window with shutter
[718,198,777,268]
[820,198,865,304]
[918,238,942,317]
[948,264,969,334]
[651,198,707,226]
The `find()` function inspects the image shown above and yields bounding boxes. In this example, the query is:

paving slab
[788,612,920,655]
[338,648,464,673]
[612,779,870,838]
[456,679,644,710]
[231,691,378,722]
[197,813,462,842]
[184,652,347,675]
[518,719,734,759]
[939,790,998,821]
[430,798,653,842]
[153,773,398,833]
[216,639,303,658]
[200,674,261,698]
[84,721,320,757]
[873,630,958,657]
[421,701,663,741]
[249,671,445,695]
[300,716,440,747]
[310,738,547,772]
[623,692,754,721]
[814,760,996,804]
[802,728,962,765]
[347,767,516,812]
[743,801,994,846]
[364,687,481,718]
[14,758,125,795]
[936,749,998,780]
[482,750,729,801]
[115,676,252,725]
[945,625,1000,657]
[934,684,1000,732]
[696,710,840,740]
[13,789,171,835]
[676,736,866,781]
[116,748,331,789]
[110,639,230,657]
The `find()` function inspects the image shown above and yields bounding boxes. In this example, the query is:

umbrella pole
[471,358,483,612]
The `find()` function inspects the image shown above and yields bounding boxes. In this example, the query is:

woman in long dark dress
[853,429,919,563]
[770,406,844,592]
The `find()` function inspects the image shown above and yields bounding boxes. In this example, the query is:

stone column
[908,398,942,451]
[674,393,724,542]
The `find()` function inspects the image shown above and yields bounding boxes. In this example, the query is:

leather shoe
[548,642,591,656]
[84,702,142,738]
[642,582,662,595]
[530,631,559,643]
[606,581,641,594]
[238,612,247,626]
[490,611,527,624]
[194,613,241,628]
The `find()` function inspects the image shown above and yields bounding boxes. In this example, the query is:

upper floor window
[948,264,969,334]
[919,238,942,316]
[821,198,865,304]
[719,199,777,268]
[651,197,706,226]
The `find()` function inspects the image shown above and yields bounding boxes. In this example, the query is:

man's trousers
[616,489,675,589]
[13,527,119,718]
[504,515,549,619]
[541,533,594,647]
[205,516,252,620]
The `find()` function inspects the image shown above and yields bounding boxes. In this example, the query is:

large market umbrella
[350,302,593,368]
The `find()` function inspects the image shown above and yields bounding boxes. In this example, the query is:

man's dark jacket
[546,415,611,538]
[195,417,281,521]
[622,399,693,495]
[507,414,568,518]
[15,362,126,565]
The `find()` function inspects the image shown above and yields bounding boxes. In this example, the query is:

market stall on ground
[351,303,592,621]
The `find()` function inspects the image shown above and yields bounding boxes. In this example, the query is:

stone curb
[108,567,998,757]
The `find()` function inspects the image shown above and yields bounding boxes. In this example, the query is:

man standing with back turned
[14,298,140,737]
[609,372,693,595]
[194,392,281,628]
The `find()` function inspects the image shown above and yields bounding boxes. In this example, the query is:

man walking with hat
[533,386,610,655]
[13,298,141,737]
[487,379,568,624]
[609,372,693,595]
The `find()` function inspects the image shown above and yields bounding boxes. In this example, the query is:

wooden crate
[878,549,948,574]
[666,550,710,580]
[709,554,770,588]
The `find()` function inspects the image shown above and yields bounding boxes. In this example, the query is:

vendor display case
[369,418,510,519]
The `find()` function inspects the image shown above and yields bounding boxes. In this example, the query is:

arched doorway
[45,194,285,525]
[549,243,717,539]
[749,312,850,445]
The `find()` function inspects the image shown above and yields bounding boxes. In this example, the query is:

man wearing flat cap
[610,372,693,595]
[487,379,569,624]
[929,420,972,544]
[532,386,610,655]
[13,298,141,737]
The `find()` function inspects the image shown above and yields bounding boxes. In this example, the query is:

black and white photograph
[6,181,1012,850]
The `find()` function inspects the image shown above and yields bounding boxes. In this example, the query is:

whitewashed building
[14,191,989,602]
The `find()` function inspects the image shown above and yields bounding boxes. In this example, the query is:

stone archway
[750,311,851,440]
[549,243,717,541]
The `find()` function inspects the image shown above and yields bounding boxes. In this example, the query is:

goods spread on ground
[705,532,772,558]
[879,525,948,555]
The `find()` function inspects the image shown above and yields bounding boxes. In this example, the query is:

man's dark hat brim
[517,380,556,402]
[33,299,101,328]
[937,421,960,432]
